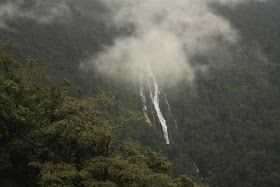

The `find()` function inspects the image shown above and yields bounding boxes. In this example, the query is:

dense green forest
[0,0,280,186]
[0,41,206,186]
[170,2,280,186]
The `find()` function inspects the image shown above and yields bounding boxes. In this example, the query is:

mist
[0,0,268,86]
[82,0,268,86]
[0,0,71,29]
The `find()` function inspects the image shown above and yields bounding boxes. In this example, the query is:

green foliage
[1,1,279,186]
[173,176,195,187]
[161,2,280,186]
[146,147,172,173]
[30,162,81,187]
[0,41,53,186]
[0,43,199,186]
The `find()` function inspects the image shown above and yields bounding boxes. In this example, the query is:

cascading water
[160,88,179,131]
[160,89,171,111]
[138,56,170,144]
[192,159,200,173]
[139,71,152,126]
[138,57,199,175]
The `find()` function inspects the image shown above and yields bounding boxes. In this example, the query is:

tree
[0,41,203,187]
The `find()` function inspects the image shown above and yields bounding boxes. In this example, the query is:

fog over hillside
[0,0,270,86]
[82,0,269,86]
[1,0,280,187]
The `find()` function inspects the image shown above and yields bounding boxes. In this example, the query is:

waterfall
[192,159,200,173]
[139,71,152,126]
[160,88,179,131]
[174,119,179,131]
[138,56,170,144]
[160,89,171,111]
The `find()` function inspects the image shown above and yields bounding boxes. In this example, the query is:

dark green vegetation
[0,41,205,186]
[0,0,280,187]
[168,1,280,186]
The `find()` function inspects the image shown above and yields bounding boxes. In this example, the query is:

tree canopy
[0,41,205,187]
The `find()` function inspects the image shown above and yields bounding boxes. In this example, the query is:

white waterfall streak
[192,159,200,173]
[174,119,179,131]
[145,56,170,144]
[139,71,152,126]
[138,56,171,144]
[161,88,179,131]
[160,89,171,111]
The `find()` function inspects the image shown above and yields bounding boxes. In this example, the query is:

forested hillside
[0,41,207,186]
[0,0,280,186]
[167,1,280,186]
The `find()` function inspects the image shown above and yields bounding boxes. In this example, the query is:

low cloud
[0,0,268,86]
[0,0,71,29]
[209,0,267,5]
[83,0,251,86]
[82,0,270,86]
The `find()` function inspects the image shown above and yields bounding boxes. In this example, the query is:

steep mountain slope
[167,1,280,186]
[0,0,280,186]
